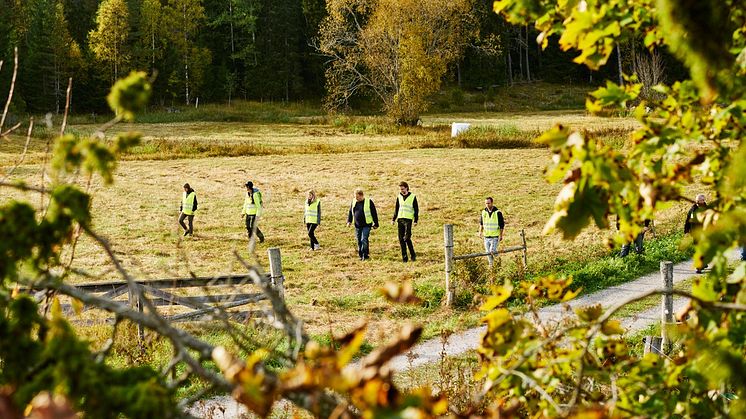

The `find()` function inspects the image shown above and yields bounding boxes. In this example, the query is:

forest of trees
[0,0,640,113]
[0,0,657,115]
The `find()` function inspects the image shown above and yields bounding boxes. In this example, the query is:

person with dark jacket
[617,217,651,256]
[304,189,321,250]
[347,188,379,260]
[685,193,708,272]
[684,194,708,235]
[179,183,197,236]
[391,181,419,262]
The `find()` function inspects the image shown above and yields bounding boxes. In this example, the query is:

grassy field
[0,106,694,346]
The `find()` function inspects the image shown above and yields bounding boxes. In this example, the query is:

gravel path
[387,259,702,370]
[190,254,741,417]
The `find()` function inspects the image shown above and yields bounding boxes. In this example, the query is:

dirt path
[387,259,704,370]
[190,254,740,417]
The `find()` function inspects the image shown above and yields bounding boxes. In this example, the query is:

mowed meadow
[0,103,688,343]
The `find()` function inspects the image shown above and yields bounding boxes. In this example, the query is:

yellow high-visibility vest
[351,198,373,225]
[482,209,501,237]
[397,193,416,220]
[305,200,320,224]
[242,191,262,216]
[182,191,196,215]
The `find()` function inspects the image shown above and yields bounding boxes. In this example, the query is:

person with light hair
[684,193,708,273]
[347,188,379,261]
[304,190,321,250]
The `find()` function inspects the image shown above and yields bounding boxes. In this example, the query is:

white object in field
[451,122,471,137]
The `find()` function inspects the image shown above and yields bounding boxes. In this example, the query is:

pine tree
[50,1,83,113]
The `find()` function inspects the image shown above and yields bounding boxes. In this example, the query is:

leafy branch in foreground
[477,0,746,417]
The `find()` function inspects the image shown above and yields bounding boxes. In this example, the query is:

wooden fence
[443,224,528,307]
[643,261,676,355]
[28,248,286,339]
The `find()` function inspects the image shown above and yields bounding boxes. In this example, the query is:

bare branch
[0,47,18,133]
[60,78,73,136]
[1,118,34,182]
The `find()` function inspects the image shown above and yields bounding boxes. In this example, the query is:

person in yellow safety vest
[304,189,321,250]
[241,181,265,243]
[179,183,198,236]
[346,188,379,261]
[478,197,504,267]
[391,181,419,262]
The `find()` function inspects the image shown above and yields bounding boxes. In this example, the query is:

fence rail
[24,248,287,339]
[443,224,528,307]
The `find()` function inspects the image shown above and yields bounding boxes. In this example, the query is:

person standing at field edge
[179,183,197,237]
[478,197,504,267]
[304,190,321,250]
[242,181,265,243]
[391,181,418,262]
[347,188,379,261]
[685,193,708,273]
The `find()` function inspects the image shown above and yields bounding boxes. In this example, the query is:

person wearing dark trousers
[617,217,651,256]
[242,181,265,243]
[304,189,321,250]
[684,193,708,273]
[179,183,197,236]
[347,188,379,261]
[391,181,418,262]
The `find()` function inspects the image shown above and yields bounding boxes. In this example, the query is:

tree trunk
[507,48,513,86]
[617,45,623,85]
[525,25,531,82]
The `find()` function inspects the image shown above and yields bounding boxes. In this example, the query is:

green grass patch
[532,232,693,296]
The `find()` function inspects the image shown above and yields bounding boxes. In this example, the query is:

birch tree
[89,0,130,83]
[164,0,211,105]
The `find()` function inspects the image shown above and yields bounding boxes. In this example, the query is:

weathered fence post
[128,284,145,343]
[268,247,285,300]
[520,229,528,269]
[444,224,455,307]
[660,261,674,353]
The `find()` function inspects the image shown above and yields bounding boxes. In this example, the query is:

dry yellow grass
[0,111,690,343]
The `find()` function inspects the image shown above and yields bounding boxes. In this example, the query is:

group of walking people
[178,181,507,263]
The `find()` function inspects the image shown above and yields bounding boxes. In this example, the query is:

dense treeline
[0,0,680,114]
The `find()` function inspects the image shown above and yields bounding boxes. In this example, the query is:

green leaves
[107,71,152,121]
[0,202,38,280]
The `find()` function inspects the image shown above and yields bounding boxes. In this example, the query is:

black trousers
[245,215,265,242]
[397,219,416,261]
[307,223,319,249]
[179,213,194,234]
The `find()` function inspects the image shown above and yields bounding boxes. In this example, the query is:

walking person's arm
[478,213,484,237]
[371,201,379,229]
[413,196,419,225]
[317,201,321,227]
[193,195,198,212]
[392,198,399,224]
[347,204,353,227]
[498,211,505,241]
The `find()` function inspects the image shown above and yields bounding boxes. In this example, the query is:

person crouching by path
[391,181,418,262]
[242,181,265,243]
[305,190,321,250]
[347,188,379,261]
[179,183,197,236]
[478,197,504,267]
